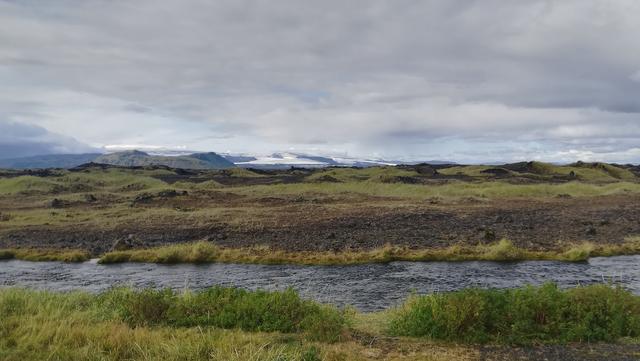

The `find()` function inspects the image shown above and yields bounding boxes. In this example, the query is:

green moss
[0,176,60,195]
[230,180,640,200]
[305,166,419,183]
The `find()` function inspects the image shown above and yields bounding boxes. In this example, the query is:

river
[2,256,639,311]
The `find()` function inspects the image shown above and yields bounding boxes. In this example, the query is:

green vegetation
[98,238,640,265]
[0,248,90,262]
[305,166,419,183]
[0,287,343,361]
[3,237,638,266]
[0,168,168,195]
[1,284,639,360]
[388,283,640,344]
[232,180,640,200]
[97,287,345,342]
[439,161,637,182]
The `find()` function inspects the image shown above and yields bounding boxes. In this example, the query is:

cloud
[0,120,98,159]
[0,0,639,162]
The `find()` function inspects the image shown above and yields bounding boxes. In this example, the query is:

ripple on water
[1,256,640,311]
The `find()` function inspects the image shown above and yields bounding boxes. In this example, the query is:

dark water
[1,256,639,311]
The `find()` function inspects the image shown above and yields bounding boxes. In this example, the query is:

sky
[1,0,640,163]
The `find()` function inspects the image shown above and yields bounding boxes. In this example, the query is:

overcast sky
[1,0,640,163]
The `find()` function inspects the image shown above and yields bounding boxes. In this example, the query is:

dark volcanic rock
[49,198,68,209]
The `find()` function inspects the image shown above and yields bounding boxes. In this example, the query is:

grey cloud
[0,120,98,159]
[0,0,639,162]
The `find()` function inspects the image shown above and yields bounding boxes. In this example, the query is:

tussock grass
[0,287,333,361]
[0,248,90,262]
[98,239,640,265]
[96,287,345,342]
[1,285,638,360]
[388,283,640,344]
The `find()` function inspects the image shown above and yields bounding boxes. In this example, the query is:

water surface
[1,256,638,311]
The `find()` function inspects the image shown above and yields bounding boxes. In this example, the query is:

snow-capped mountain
[222,152,451,169]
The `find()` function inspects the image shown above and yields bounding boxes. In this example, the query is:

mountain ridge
[93,150,234,169]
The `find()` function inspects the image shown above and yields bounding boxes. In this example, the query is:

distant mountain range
[94,150,234,169]
[0,150,454,169]
[224,152,454,169]
[0,153,103,169]
[0,150,234,170]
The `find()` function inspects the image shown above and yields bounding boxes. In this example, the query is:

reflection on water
[1,256,638,311]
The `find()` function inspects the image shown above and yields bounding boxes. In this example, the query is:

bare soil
[1,193,639,255]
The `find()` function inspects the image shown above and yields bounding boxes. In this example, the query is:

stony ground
[1,163,640,254]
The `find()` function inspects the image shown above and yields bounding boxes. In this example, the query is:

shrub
[388,283,640,344]
[97,286,345,342]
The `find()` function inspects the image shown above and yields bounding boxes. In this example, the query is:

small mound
[480,168,510,176]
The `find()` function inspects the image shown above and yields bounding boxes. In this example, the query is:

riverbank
[2,284,640,361]
[96,238,640,265]
[2,165,640,256]
[2,237,640,265]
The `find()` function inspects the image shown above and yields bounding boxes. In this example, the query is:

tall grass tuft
[99,238,640,265]
[388,283,640,344]
[0,287,344,360]
[0,248,91,262]
[96,286,345,342]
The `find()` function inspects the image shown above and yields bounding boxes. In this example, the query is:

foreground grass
[98,238,640,265]
[388,283,640,344]
[1,284,639,360]
[0,287,342,361]
[0,248,90,262]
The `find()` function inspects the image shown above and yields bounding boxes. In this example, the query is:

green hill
[94,150,234,169]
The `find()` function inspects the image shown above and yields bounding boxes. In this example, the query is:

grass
[96,287,345,342]
[305,167,419,183]
[1,284,639,360]
[98,238,640,265]
[0,287,343,361]
[388,283,640,344]
[3,238,639,265]
[438,161,637,182]
[0,169,168,196]
[0,248,91,262]
[230,180,640,200]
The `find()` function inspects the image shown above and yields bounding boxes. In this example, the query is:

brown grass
[98,238,640,265]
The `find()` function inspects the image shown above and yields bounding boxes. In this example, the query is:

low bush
[97,286,345,342]
[388,283,640,344]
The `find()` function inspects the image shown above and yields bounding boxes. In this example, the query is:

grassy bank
[388,283,640,344]
[1,284,639,360]
[0,248,90,262]
[2,238,639,265]
[98,238,640,265]
[0,287,344,361]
